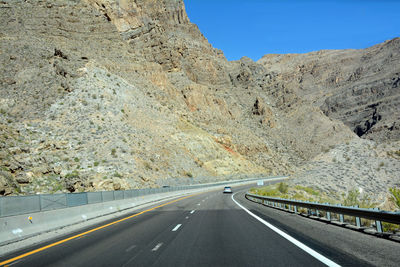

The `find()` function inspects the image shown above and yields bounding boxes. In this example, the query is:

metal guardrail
[245,193,400,233]
[0,176,285,218]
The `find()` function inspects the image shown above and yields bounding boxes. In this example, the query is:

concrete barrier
[0,176,287,255]
[0,189,198,246]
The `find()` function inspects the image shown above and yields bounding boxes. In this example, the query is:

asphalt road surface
[1,184,399,266]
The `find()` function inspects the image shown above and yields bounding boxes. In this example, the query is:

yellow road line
[0,194,194,266]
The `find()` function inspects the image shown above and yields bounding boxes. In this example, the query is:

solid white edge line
[172,224,182,231]
[231,193,341,267]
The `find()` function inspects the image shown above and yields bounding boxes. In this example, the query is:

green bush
[65,170,79,179]
[389,188,400,209]
[278,182,288,194]
[342,189,375,208]
[343,189,360,206]
[113,172,122,178]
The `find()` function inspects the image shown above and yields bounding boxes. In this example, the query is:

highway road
[1,183,399,266]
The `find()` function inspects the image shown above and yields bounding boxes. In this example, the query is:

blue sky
[185,0,400,61]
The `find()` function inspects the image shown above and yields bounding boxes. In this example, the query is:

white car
[223,186,232,194]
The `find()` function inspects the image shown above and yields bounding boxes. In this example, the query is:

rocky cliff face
[0,0,398,199]
[258,38,400,142]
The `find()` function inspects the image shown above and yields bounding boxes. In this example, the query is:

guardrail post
[337,204,344,223]
[316,210,320,217]
[373,208,383,233]
[353,206,361,228]
[376,220,383,233]
[326,212,331,221]
[294,205,297,213]
[355,217,361,228]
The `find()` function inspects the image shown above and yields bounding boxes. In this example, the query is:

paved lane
[1,183,398,266]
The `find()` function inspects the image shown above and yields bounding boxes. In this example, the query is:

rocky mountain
[258,38,400,142]
[0,0,398,201]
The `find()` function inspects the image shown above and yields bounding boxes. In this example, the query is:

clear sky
[185,0,400,61]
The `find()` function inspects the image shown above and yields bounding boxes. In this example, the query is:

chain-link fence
[0,175,279,218]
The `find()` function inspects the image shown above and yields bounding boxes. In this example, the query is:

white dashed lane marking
[151,243,163,252]
[125,244,137,252]
[172,224,182,232]
[190,210,195,214]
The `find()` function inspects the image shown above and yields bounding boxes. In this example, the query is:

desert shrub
[295,185,319,196]
[144,161,152,170]
[113,172,122,178]
[278,182,288,194]
[65,170,79,179]
[389,188,400,209]
[382,222,400,233]
[343,189,375,208]
[343,189,360,206]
